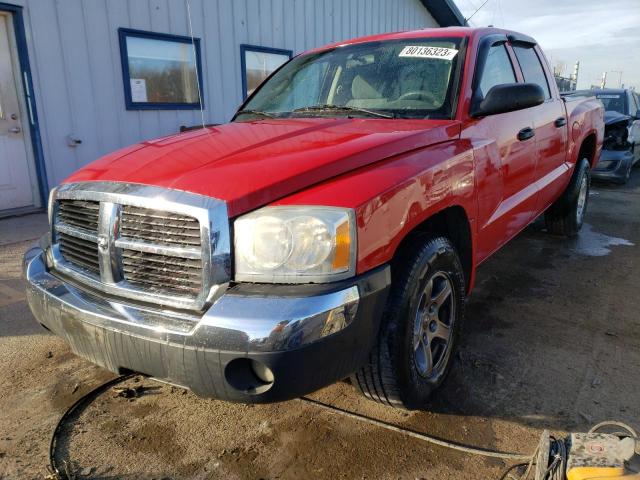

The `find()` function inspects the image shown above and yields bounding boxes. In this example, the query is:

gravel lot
[1,172,639,480]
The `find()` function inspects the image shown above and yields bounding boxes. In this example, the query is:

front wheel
[545,158,591,236]
[351,236,466,409]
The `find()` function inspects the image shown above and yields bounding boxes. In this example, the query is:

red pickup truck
[25,27,603,409]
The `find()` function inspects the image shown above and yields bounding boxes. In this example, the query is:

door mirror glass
[472,83,545,117]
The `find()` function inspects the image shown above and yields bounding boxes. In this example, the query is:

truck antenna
[186,0,206,129]
[465,0,490,23]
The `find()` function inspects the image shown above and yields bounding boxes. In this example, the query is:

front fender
[272,140,477,275]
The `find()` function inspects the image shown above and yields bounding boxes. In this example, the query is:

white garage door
[0,13,38,214]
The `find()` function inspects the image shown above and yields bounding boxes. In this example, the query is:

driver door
[462,41,539,262]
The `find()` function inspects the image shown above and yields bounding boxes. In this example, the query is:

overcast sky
[452,0,640,90]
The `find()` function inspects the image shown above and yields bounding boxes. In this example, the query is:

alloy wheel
[413,272,455,379]
[576,174,588,224]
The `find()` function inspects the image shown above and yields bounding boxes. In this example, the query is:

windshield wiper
[235,109,276,119]
[291,104,394,119]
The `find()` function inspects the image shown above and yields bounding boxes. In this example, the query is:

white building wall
[16,0,439,187]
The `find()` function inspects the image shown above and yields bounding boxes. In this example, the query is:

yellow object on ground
[567,466,635,479]
[566,433,639,480]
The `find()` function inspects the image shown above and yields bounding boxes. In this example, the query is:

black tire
[615,163,631,185]
[351,236,466,409]
[545,158,590,236]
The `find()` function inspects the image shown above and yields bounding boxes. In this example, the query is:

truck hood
[66,118,460,217]
[604,110,631,126]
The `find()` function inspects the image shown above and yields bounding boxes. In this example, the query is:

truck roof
[307,27,536,54]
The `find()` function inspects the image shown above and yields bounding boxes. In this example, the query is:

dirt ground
[1,172,639,480]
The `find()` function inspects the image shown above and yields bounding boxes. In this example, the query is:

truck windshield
[236,38,463,120]
[595,94,626,115]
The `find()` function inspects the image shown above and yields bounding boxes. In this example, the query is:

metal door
[0,13,36,212]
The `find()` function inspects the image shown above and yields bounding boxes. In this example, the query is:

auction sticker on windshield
[398,46,458,61]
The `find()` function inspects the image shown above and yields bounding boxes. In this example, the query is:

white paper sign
[399,46,458,61]
[130,78,148,102]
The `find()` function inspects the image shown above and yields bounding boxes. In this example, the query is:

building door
[0,12,38,214]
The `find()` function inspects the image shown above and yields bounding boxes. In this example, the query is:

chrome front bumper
[24,247,390,402]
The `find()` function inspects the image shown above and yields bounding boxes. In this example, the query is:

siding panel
[126,0,160,141]
[167,0,195,129]
[22,0,441,188]
[27,0,77,185]
[81,0,122,155]
[105,0,142,148]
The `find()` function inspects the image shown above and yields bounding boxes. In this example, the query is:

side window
[479,44,516,97]
[634,94,640,116]
[513,46,551,99]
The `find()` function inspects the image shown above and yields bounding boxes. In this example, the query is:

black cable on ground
[48,375,637,480]
[498,462,531,480]
[299,396,532,460]
[50,375,532,478]
[48,374,137,480]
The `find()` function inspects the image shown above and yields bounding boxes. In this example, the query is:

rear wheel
[615,163,632,185]
[351,236,465,409]
[545,158,590,236]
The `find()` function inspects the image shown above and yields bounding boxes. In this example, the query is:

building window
[241,44,292,99]
[118,28,204,110]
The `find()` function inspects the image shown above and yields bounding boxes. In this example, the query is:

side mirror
[472,83,545,117]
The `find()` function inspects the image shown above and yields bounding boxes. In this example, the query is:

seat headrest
[351,75,383,100]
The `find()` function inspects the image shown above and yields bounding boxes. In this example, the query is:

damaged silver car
[574,89,640,184]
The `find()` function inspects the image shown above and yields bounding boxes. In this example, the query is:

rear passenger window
[479,44,516,97]
[513,46,551,99]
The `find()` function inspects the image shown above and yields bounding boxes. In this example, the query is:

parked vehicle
[24,28,603,409]
[569,88,640,184]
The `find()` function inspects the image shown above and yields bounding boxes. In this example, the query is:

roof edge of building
[420,0,467,27]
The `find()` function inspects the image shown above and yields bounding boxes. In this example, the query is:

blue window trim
[0,2,49,208]
[240,44,293,99]
[118,28,205,110]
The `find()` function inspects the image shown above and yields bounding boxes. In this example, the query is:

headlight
[234,206,356,283]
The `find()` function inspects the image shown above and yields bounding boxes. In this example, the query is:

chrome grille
[119,206,203,296]
[122,249,202,295]
[49,182,230,311]
[55,200,101,274]
[58,232,100,274]
[121,205,201,247]
[57,199,99,231]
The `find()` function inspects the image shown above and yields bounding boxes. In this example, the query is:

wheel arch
[577,133,598,168]
[392,205,473,292]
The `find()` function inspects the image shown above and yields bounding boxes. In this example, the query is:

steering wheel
[396,90,437,106]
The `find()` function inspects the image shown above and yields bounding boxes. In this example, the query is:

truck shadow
[421,179,640,433]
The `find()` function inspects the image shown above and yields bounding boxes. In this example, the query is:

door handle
[554,117,567,127]
[8,126,21,134]
[517,127,535,141]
